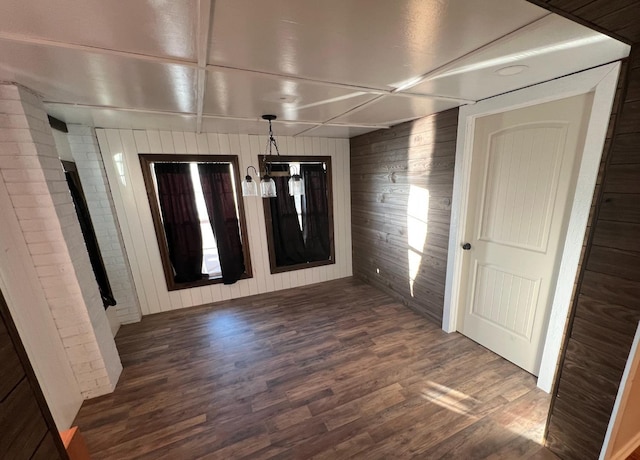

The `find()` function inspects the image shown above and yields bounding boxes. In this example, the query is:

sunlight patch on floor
[506,419,546,444]
[419,381,477,416]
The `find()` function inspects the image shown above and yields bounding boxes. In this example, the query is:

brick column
[0,83,122,399]
[66,125,141,325]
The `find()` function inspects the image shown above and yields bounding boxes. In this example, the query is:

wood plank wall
[0,290,68,459]
[524,1,640,457]
[527,0,640,44]
[349,108,458,323]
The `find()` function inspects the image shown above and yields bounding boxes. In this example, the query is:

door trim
[443,62,621,392]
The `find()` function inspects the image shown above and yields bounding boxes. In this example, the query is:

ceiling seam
[0,31,474,106]
[0,31,199,67]
[205,63,474,103]
[306,13,555,134]
[43,101,388,130]
[205,63,389,94]
[196,0,213,133]
[294,94,388,137]
[199,113,387,129]
[44,102,196,116]
[389,13,554,94]
[14,9,598,136]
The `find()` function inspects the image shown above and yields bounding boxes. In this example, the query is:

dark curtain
[65,169,116,308]
[301,163,331,262]
[154,163,203,283]
[198,163,245,285]
[269,164,306,266]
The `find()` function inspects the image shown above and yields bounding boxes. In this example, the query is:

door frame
[442,62,622,392]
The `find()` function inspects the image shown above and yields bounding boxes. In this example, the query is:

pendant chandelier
[241,115,303,198]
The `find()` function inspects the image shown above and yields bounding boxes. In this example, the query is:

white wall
[97,129,352,315]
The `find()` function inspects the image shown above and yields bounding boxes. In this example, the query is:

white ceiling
[0,0,630,138]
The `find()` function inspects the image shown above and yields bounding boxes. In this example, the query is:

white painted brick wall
[0,84,122,399]
[65,124,142,325]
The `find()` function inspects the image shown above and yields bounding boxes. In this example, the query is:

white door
[458,93,593,375]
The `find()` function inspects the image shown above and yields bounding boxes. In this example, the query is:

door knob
[462,243,471,250]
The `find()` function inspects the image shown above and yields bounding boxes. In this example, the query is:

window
[262,155,335,274]
[140,154,252,291]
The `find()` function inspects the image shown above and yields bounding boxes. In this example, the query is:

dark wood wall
[527,0,640,44]
[0,290,68,459]
[350,108,458,323]
[526,1,640,458]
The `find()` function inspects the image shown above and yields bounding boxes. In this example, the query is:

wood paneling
[0,379,48,457]
[599,192,640,222]
[350,108,458,323]
[609,133,640,165]
[527,0,640,44]
[0,290,68,459]
[592,219,640,253]
[0,319,24,402]
[73,277,558,459]
[32,433,65,460]
[97,130,352,316]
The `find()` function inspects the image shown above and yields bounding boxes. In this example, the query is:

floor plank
[74,278,559,459]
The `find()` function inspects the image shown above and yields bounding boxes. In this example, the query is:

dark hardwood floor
[74,278,559,459]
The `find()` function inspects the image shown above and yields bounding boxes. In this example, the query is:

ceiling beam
[196,0,213,134]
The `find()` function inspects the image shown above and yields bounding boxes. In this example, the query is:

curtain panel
[301,163,331,262]
[269,164,307,266]
[198,163,245,285]
[154,163,203,282]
